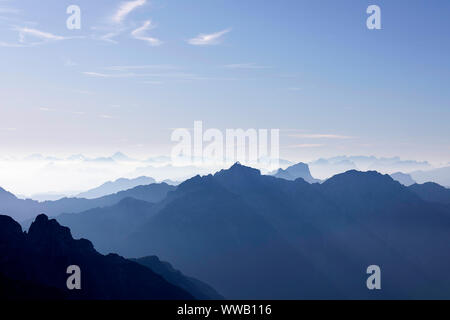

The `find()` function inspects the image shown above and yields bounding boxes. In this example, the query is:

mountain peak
[27,214,96,252]
[111,152,133,162]
[0,187,18,200]
[390,172,416,186]
[408,182,450,205]
[29,214,73,241]
[322,170,406,195]
[0,215,23,242]
[219,162,261,177]
[34,213,49,223]
[273,162,319,183]
[324,170,390,184]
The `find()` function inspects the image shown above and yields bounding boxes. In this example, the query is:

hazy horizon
[0,151,446,197]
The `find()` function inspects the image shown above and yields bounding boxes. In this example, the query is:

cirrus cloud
[188,28,231,46]
[112,0,146,24]
[288,133,354,139]
[131,20,162,46]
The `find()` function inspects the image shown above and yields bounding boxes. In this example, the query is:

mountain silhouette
[49,164,450,299]
[76,176,156,199]
[0,214,193,300]
[0,183,175,223]
[411,166,450,188]
[390,172,416,186]
[408,182,450,205]
[272,162,320,183]
[124,167,335,299]
[133,256,224,300]
[56,197,159,254]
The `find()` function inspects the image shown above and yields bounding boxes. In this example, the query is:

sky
[0,0,449,167]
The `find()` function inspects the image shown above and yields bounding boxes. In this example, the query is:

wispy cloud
[131,20,162,46]
[17,27,66,42]
[0,6,19,14]
[83,70,198,81]
[83,69,236,82]
[224,63,270,69]
[112,0,146,24]
[0,0,19,14]
[1,27,79,47]
[72,89,93,95]
[289,134,354,139]
[142,80,163,85]
[99,114,115,119]
[105,65,177,71]
[70,111,86,115]
[188,28,231,46]
[99,31,121,44]
[82,71,136,78]
[285,144,324,148]
[0,41,27,47]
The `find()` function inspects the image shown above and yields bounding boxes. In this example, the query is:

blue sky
[0,0,449,164]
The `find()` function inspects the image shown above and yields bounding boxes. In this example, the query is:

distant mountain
[28,192,71,202]
[132,164,218,183]
[410,166,450,188]
[162,179,181,186]
[408,182,450,205]
[0,183,174,223]
[56,198,159,254]
[309,158,357,179]
[76,176,156,199]
[133,256,224,300]
[309,156,432,179]
[390,172,416,186]
[0,187,39,222]
[66,152,135,163]
[0,214,193,300]
[111,152,136,162]
[24,154,61,161]
[272,162,320,183]
[58,163,450,299]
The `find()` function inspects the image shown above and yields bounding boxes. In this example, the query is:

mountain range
[0,182,175,223]
[53,163,450,299]
[409,182,450,206]
[76,176,156,199]
[410,166,450,188]
[2,161,450,299]
[309,156,433,179]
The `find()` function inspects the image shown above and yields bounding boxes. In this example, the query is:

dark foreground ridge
[0,214,193,300]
